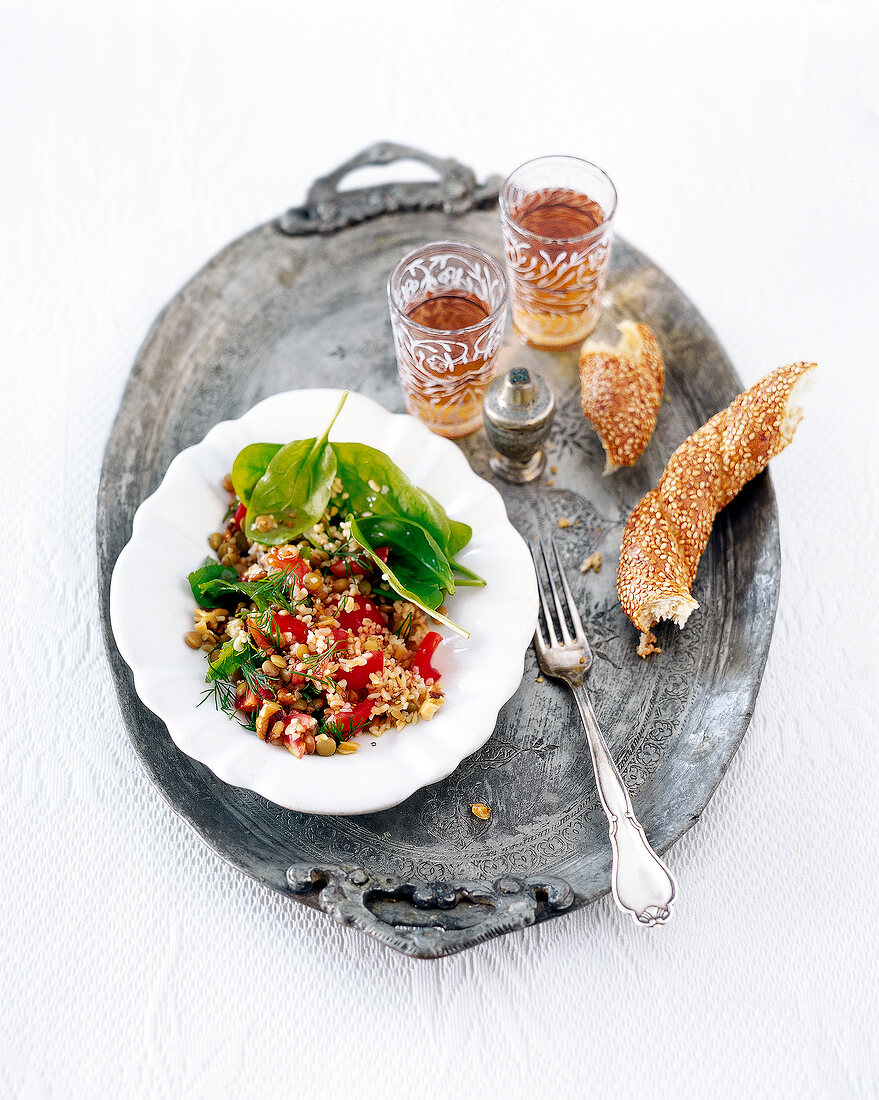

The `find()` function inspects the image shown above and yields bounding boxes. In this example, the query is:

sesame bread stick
[579,321,665,473]
[617,360,815,656]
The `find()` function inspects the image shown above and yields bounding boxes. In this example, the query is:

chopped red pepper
[248,611,308,651]
[337,593,387,631]
[232,501,247,530]
[323,698,375,739]
[343,650,383,691]
[413,631,443,682]
[272,611,308,644]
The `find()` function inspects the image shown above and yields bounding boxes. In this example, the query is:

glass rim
[499,155,618,245]
[387,239,508,337]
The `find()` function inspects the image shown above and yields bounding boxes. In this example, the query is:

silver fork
[530,540,677,926]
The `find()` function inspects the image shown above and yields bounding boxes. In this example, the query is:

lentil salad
[186,393,484,759]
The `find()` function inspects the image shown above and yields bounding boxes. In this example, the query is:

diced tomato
[329,545,388,578]
[286,738,305,759]
[343,650,383,691]
[246,618,274,652]
[232,501,247,530]
[272,612,308,644]
[235,685,260,713]
[331,628,349,652]
[279,712,318,758]
[329,557,368,579]
[264,547,309,581]
[247,612,307,651]
[413,631,443,682]
[323,698,376,739]
[337,593,387,631]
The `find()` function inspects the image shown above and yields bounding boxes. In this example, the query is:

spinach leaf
[244,393,347,544]
[243,437,333,544]
[332,441,484,584]
[349,515,468,638]
[189,559,239,608]
[447,519,473,559]
[355,515,455,593]
[231,443,282,509]
[188,563,300,614]
[332,442,453,552]
[446,519,486,587]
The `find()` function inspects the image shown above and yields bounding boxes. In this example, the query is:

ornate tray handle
[287,863,575,958]
[278,142,502,236]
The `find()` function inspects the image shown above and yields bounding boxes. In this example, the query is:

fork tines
[529,540,589,651]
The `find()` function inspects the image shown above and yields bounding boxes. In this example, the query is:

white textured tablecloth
[3,2,877,1096]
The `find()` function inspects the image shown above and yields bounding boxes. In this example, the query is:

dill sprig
[198,678,239,720]
[300,640,342,690]
[395,610,414,642]
[250,569,305,615]
[251,607,285,650]
[328,539,372,577]
[191,562,307,617]
[319,711,373,743]
[242,662,278,701]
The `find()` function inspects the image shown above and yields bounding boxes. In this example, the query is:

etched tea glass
[499,155,617,350]
[388,240,508,438]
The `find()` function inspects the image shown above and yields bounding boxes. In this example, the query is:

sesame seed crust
[617,361,816,655]
[579,321,665,472]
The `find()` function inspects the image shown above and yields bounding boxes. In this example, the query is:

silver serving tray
[97,144,779,957]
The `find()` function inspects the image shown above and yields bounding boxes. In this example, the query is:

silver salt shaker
[482,367,556,483]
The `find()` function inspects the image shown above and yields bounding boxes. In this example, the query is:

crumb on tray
[580,552,602,573]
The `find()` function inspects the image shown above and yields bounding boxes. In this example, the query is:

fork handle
[571,686,677,926]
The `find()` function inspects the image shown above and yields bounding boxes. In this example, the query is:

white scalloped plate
[110,389,537,815]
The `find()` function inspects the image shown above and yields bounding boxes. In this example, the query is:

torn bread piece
[579,321,665,473]
[617,361,815,656]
